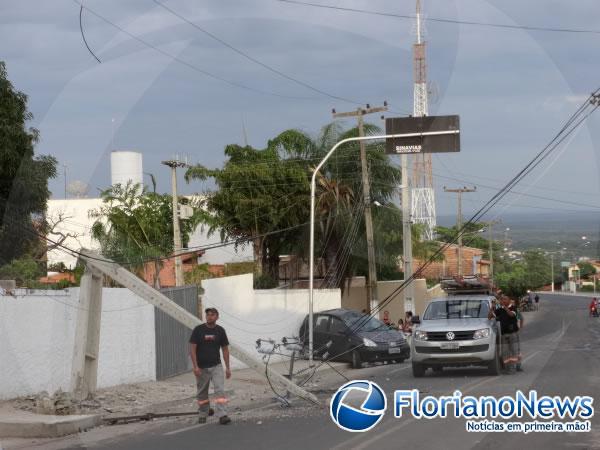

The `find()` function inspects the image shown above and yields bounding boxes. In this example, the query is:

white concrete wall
[201,274,341,368]
[0,289,155,400]
[46,197,253,269]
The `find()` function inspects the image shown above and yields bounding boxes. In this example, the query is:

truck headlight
[414,330,428,341]
[473,328,490,340]
[362,337,377,347]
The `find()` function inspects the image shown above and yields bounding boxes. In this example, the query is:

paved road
[73,294,600,450]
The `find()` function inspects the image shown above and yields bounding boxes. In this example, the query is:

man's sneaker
[198,417,207,424]
[516,366,524,372]
[208,408,215,416]
[219,416,232,425]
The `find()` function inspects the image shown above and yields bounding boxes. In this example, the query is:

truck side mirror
[411,315,421,324]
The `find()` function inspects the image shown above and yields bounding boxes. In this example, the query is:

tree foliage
[577,261,597,279]
[90,182,207,287]
[0,61,57,265]
[495,250,551,298]
[186,122,437,290]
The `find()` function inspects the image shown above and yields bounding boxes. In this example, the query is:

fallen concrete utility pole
[76,250,319,405]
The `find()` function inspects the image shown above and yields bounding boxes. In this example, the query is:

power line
[73,0,315,100]
[346,90,600,335]
[276,0,600,35]
[79,4,101,63]
[152,0,383,108]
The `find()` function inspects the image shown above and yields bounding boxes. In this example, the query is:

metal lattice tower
[411,0,436,240]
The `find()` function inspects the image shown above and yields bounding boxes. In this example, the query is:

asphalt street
[71,294,600,450]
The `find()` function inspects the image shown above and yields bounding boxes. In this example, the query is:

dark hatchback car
[299,308,410,368]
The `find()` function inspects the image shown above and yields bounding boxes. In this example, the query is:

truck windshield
[423,300,489,320]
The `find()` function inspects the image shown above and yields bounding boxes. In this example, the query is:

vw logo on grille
[446,331,455,341]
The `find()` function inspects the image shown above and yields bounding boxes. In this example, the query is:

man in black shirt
[189,307,231,425]
[488,296,520,374]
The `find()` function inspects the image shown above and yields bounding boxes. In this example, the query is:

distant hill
[437,211,600,260]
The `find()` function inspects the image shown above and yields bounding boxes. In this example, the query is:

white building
[47,150,252,269]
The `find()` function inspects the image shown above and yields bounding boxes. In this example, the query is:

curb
[0,413,101,438]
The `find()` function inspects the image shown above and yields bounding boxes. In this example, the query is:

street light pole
[309,129,459,364]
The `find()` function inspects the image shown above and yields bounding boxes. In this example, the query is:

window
[423,300,489,320]
[315,315,330,332]
[329,317,347,334]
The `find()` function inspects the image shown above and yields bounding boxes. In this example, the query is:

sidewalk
[0,358,351,439]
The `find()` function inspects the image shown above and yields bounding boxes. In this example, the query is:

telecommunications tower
[410,0,436,240]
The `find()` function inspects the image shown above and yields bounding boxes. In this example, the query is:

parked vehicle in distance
[299,308,410,368]
[411,285,501,377]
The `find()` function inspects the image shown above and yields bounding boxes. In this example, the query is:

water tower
[110,150,143,187]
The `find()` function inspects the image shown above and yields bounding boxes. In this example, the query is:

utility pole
[444,186,476,276]
[551,254,555,293]
[63,164,68,199]
[485,219,501,286]
[401,153,413,314]
[162,158,188,287]
[332,103,387,313]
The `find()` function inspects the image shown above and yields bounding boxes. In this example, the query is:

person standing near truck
[189,307,232,425]
[488,296,520,374]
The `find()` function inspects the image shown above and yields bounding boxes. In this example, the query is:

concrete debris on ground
[6,359,346,420]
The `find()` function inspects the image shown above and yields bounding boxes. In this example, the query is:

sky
[2,0,600,218]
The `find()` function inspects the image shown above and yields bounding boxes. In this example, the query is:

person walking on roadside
[514,301,524,372]
[488,296,520,374]
[189,307,232,425]
[534,293,540,311]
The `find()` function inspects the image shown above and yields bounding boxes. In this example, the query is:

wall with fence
[201,274,341,367]
[1,278,340,399]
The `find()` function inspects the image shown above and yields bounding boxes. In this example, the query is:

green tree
[495,249,551,297]
[187,122,437,291]
[185,144,309,285]
[495,263,528,298]
[577,261,597,279]
[0,256,44,286]
[90,182,206,288]
[0,61,57,265]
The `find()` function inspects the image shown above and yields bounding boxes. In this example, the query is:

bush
[253,273,278,289]
[0,257,44,286]
[224,261,255,276]
[185,264,212,286]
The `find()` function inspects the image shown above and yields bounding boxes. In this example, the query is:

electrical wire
[339,90,600,338]
[72,0,316,100]
[276,0,600,35]
[152,0,400,110]
[79,3,101,63]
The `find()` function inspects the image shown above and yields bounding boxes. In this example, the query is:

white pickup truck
[410,295,501,377]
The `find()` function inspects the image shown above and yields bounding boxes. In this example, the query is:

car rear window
[423,299,489,319]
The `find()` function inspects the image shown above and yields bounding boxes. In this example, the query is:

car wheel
[350,350,363,369]
[396,358,405,364]
[487,343,501,376]
[412,362,426,378]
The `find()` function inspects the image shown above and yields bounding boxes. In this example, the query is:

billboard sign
[385,115,460,154]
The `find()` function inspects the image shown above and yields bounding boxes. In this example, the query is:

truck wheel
[351,350,363,369]
[412,362,426,378]
[432,366,443,374]
[487,344,501,376]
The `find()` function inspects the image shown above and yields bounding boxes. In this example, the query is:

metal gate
[155,285,198,380]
